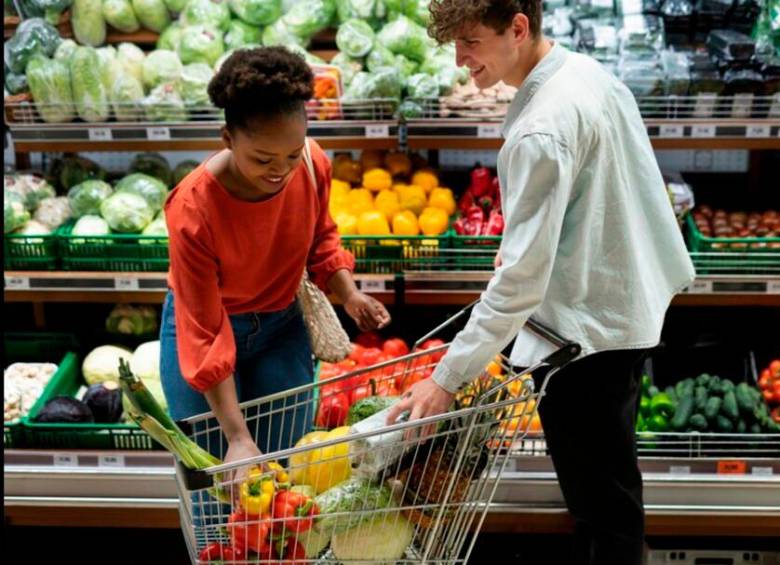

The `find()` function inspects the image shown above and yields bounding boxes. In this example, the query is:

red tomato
[318,363,344,381]
[770,360,780,377]
[358,347,384,367]
[400,371,428,393]
[316,392,350,429]
[383,338,409,358]
[348,344,365,363]
[376,378,399,397]
[356,331,383,349]
[421,339,447,362]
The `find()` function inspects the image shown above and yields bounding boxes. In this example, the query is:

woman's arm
[328,268,390,331]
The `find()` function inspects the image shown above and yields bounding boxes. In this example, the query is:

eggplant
[83,382,123,423]
[34,396,94,423]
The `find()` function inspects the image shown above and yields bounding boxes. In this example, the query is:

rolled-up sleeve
[432,134,574,393]
[166,199,236,393]
[307,142,355,290]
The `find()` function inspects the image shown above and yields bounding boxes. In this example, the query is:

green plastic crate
[341,231,452,273]
[3,229,59,270]
[24,352,158,450]
[59,221,169,272]
[450,233,502,270]
[3,333,80,448]
[686,215,780,253]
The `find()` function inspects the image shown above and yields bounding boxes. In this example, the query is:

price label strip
[5,275,30,290]
[688,280,713,294]
[361,279,387,292]
[88,128,113,141]
[146,127,171,141]
[691,124,716,138]
[746,124,770,138]
[365,124,390,138]
[477,124,501,138]
[114,277,140,291]
[717,460,747,475]
[99,454,126,468]
[53,453,79,467]
[659,124,684,138]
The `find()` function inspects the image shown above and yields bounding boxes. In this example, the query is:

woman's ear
[221,126,233,150]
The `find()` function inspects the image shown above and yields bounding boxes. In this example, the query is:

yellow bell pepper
[358,210,391,235]
[361,149,385,171]
[240,468,275,515]
[374,189,400,221]
[362,168,393,192]
[384,151,412,177]
[266,460,290,485]
[289,430,330,485]
[335,212,358,235]
[347,188,374,216]
[412,170,439,193]
[392,210,419,236]
[307,426,352,494]
[418,206,449,236]
[397,185,427,216]
[331,179,351,196]
[428,187,456,216]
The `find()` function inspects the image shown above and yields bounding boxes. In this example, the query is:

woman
[160,46,390,468]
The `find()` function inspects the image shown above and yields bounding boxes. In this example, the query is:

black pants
[528,348,650,565]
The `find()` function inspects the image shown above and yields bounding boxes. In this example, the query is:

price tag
[361,279,387,292]
[746,124,770,138]
[659,124,684,138]
[751,467,773,476]
[768,281,780,294]
[691,124,716,138]
[88,128,113,141]
[365,124,390,138]
[669,465,690,475]
[477,124,501,138]
[5,275,30,290]
[146,127,171,141]
[114,277,139,291]
[99,454,125,468]
[688,280,713,294]
[717,460,747,475]
[53,453,78,467]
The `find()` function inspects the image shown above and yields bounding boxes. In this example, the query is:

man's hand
[494,251,502,269]
[386,378,455,437]
[344,291,391,331]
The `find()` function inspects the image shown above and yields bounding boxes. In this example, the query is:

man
[387,2,695,564]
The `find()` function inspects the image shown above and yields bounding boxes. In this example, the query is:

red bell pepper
[275,539,307,565]
[272,490,318,535]
[198,542,244,562]
[228,511,270,554]
[316,392,350,429]
[470,166,492,198]
[458,190,475,213]
[482,210,505,236]
[464,206,484,235]
[453,217,466,235]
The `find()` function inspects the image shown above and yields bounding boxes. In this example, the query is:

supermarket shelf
[5,271,779,306]
[5,449,779,534]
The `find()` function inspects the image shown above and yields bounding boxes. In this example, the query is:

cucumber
[675,378,694,399]
[664,385,678,404]
[736,419,747,434]
[715,415,734,433]
[750,422,762,434]
[720,379,735,395]
[735,383,755,415]
[694,386,708,411]
[671,395,694,431]
[708,376,722,395]
[722,390,739,421]
[704,396,722,421]
[688,414,708,431]
[695,373,711,387]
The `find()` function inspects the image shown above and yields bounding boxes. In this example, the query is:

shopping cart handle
[526,317,581,367]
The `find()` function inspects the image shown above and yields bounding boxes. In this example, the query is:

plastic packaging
[687,53,724,117]
[348,405,407,478]
[706,29,756,63]
[618,14,665,54]
[721,66,763,118]
[661,49,690,96]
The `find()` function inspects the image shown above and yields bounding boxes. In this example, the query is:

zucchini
[735,383,755,415]
[688,414,708,431]
[722,390,739,421]
[694,386,708,411]
[670,395,694,431]
[715,415,734,433]
[704,396,722,421]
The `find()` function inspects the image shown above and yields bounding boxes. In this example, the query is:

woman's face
[224,112,307,196]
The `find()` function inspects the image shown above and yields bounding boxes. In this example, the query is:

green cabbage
[70,46,110,122]
[111,74,145,121]
[178,25,225,66]
[5,18,62,74]
[140,216,168,242]
[14,0,73,24]
[96,46,120,92]
[330,52,362,87]
[223,19,264,50]
[180,62,214,107]
[11,219,51,243]
[377,15,430,63]
[115,173,169,213]
[228,0,280,25]
[129,153,172,186]
[386,0,429,25]
[398,98,423,119]
[53,38,78,61]
[261,19,302,46]
[4,201,31,233]
[163,0,188,13]
[142,83,187,122]
[394,54,418,82]
[336,19,375,58]
[72,0,106,46]
[157,22,184,51]
[5,71,29,95]
[82,345,133,385]
[100,192,155,233]
[68,179,114,217]
[285,43,324,64]
[405,72,438,98]
[129,341,162,379]
[117,43,146,84]
[181,0,232,32]
[173,160,199,185]
[419,50,468,95]
[70,214,111,243]
[26,54,76,124]
[366,43,394,72]
[345,68,402,100]
[142,49,183,90]
[336,0,386,27]
[281,0,334,42]
[331,514,414,564]
[131,0,171,33]
[103,0,140,32]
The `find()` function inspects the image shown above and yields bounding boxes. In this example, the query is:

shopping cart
[175,301,581,564]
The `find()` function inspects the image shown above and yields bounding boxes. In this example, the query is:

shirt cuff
[312,249,355,290]
[431,360,466,395]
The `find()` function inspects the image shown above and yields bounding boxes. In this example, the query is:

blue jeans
[160,291,314,460]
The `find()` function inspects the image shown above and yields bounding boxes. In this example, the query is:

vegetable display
[70,46,110,122]
[4,363,58,422]
[72,0,106,46]
[454,165,504,238]
[25,55,75,124]
[68,180,114,218]
[100,192,156,233]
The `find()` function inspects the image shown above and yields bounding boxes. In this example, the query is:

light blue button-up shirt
[432,42,696,394]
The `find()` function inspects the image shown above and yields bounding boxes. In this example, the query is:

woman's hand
[344,291,391,331]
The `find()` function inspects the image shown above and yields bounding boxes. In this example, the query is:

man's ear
[221,126,233,150]
[511,12,531,44]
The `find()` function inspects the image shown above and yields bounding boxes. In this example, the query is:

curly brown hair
[208,46,314,130]
[428,0,543,43]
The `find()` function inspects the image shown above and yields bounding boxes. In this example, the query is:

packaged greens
[53,38,77,61]
[132,0,171,33]
[377,15,432,63]
[336,19,375,58]
[574,0,615,20]
[660,49,690,96]
[69,46,110,122]
[618,15,664,52]
[5,18,61,74]
[223,20,264,50]
[706,29,756,63]
[688,53,724,118]
[330,52,363,87]
[180,62,214,107]
[142,50,184,90]
[228,0,281,26]
[281,0,335,43]
[178,25,225,66]
[68,179,114,217]
[72,0,106,46]
[405,73,439,99]
[117,43,146,84]
[157,22,185,51]
[102,0,140,33]
[262,19,303,46]
[112,74,145,121]
[181,0,231,31]
[142,83,188,122]
[722,67,763,118]
[26,54,75,124]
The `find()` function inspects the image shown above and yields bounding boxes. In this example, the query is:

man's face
[455,23,520,89]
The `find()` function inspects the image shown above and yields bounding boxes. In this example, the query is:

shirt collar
[501,41,568,137]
